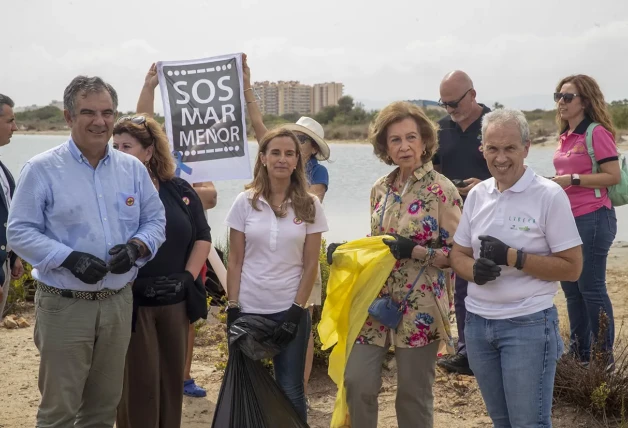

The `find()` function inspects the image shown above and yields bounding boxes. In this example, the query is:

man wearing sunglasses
[433,70,492,376]
[7,76,166,428]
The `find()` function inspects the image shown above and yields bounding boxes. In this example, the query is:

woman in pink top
[552,74,621,363]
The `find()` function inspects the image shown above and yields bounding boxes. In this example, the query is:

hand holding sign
[242,54,251,87]
[156,54,252,183]
[145,63,159,91]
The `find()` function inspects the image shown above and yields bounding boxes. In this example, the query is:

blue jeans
[465,306,563,428]
[250,309,311,422]
[560,206,616,361]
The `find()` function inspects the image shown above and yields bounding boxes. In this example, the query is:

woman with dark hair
[137,63,218,397]
[552,74,621,363]
[225,127,329,423]
[112,114,212,428]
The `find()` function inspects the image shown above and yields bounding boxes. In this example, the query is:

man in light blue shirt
[7,76,166,428]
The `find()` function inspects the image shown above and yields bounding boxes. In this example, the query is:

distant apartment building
[254,82,279,116]
[278,81,312,116]
[253,80,344,116]
[312,82,344,114]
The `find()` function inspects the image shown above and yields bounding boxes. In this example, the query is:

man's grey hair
[481,108,530,144]
[0,93,15,116]
[63,76,118,117]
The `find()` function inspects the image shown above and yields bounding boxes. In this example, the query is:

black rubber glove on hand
[479,235,510,266]
[273,303,306,347]
[226,307,241,329]
[382,233,416,260]
[108,242,140,274]
[61,251,108,284]
[166,271,195,288]
[146,276,183,302]
[326,243,343,265]
[473,258,502,285]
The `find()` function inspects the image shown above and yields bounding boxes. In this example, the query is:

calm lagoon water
[3,134,627,245]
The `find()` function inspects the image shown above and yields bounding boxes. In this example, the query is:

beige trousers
[34,285,133,428]
[117,301,189,428]
[344,340,439,428]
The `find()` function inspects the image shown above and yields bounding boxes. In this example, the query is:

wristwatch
[571,174,581,186]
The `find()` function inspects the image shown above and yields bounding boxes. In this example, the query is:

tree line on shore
[14,96,628,141]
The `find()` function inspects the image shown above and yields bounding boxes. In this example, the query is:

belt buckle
[61,289,74,298]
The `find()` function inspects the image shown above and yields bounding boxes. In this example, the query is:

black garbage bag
[228,315,282,361]
[211,316,309,428]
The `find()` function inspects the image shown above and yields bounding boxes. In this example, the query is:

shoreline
[13,132,628,148]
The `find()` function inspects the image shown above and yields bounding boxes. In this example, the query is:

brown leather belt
[36,281,130,301]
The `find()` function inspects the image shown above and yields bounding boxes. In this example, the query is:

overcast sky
[4,0,627,113]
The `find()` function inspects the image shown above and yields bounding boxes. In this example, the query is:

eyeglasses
[116,115,147,126]
[438,88,472,109]
[115,115,154,143]
[296,133,313,145]
[554,92,580,103]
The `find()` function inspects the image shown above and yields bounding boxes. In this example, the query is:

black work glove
[273,303,306,347]
[145,276,184,302]
[382,233,416,260]
[166,271,195,288]
[473,258,502,285]
[479,235,510,266]
[226,307,241,329]
[108,242,141,274]
[326,243,343,265]
[61,251,108,284]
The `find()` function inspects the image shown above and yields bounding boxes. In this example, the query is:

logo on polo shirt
[293,217,303,225]
[508,215,536,232]
[126,197,135,206]
[182,196,190,205]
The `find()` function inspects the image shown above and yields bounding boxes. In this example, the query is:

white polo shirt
[225,190,329,314]
[453,167,582,319]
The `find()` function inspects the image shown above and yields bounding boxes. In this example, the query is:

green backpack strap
[584,122,602,198]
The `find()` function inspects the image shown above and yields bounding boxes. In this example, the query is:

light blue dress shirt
[7,138,166,291]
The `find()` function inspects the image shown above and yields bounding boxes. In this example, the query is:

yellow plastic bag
[318,236,396,427]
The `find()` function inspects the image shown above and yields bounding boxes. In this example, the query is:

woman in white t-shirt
[224,127,329,423]
[450,109,583,427]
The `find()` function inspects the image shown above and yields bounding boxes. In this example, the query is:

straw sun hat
[283,117,330,161]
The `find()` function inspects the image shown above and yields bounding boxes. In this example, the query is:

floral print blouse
[356,162,462,353]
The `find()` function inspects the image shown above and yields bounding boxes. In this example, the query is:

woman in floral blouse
[343,101,462,428]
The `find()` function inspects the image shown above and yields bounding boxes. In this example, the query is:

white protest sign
[156,53,252,183]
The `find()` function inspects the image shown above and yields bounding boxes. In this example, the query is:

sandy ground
[2,246,628,428]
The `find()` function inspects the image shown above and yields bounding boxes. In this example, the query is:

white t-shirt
[453,167,582,319]
[225,190,329,313]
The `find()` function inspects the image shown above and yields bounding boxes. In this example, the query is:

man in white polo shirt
[450,108,583,427]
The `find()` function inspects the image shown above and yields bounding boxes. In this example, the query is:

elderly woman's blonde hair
[369,101,439,166]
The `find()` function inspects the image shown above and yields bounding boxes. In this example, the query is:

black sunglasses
[296,133,314,145]
[438,88,472,109]
[116,115,155,143]
[554,92,580,103]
